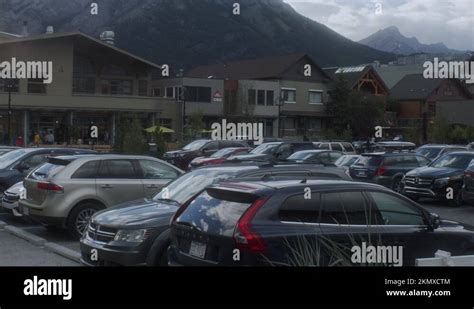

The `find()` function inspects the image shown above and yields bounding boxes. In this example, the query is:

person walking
[33,132,42,147]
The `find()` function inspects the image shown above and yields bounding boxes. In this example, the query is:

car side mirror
[429,213,441,230]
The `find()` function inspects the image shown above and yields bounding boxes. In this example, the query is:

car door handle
[146,184,159,189]
[101,184,114,189]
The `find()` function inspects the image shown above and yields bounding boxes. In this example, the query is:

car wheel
[67,202,103,240]
[146,229,170,267]
[448,184,464,207]
[391,177,403,193]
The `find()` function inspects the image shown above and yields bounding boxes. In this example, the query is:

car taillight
[375,166,386,176]
[36,182,63,192]
[465,170,474,177]
[233,196,269,253]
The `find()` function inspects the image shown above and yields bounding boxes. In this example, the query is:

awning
[144,126,175,133]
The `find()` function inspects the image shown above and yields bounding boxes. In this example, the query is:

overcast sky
[285,0,474,51]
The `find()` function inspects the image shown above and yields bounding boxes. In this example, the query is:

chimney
[22,21,28,36]
[46,26,54,34]
[99,31,115,45]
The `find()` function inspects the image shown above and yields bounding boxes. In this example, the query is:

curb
[1,220,81,264]
[4,225,46,246]
[44,242,81,264]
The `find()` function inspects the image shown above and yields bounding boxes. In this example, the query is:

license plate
[356,171,367,177]
[189,241,207,259]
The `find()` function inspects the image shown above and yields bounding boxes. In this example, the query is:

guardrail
[416,250,474,266]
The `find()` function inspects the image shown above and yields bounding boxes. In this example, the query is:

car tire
[146,229,171,267]
[391,177,403,193]
[67,202,104,240]
[448,184,464,207]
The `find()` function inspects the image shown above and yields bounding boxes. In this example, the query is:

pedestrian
[15,135,23,147]
[34,132,41,147]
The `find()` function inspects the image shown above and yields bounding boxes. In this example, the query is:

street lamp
[4,79,16,145]
[176,86,187,140]
[277,92,285,138]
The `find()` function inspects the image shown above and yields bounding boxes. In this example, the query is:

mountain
[0,0,395,70]
[359,26,453,55]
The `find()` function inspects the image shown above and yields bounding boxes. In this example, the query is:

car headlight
[114,229,150,243]
[434,177,450,186]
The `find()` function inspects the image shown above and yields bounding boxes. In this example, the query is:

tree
[186,112,206,140]
[150,127,168,158]
[429,116,450,143]
[122,116,148,154]
[326,76,384,139]
[449,125,469,144]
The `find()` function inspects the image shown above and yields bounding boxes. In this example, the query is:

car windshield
[0,149,29,169]
[430,154,474,169]
[336,156,359,167]
[287,151,315,161]
[416,148,442,160]
[250,143,279,154]
[182,140,208,151]
[211,148,235,158]
[153,169,239,204]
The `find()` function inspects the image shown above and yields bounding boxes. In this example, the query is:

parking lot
[1,198,473,266]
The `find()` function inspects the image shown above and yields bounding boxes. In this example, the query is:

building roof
[186,53,331,81]
[390,74,443,100]
[323,64,389,94]
[0,31,162,69]
[375,64,425,89]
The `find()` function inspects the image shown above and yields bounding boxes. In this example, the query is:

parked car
[416,144,468,161]
[313,142,357,154]
[0,148,96,195]
[188,147,250,169]
[228,142,283,162]
[232,142,316,162]
[374,141,416,152]
[349,152,431,192]
[335,155,362,170]
[0,146,20,156]
[19,155,183,238]
[168,179,474,266]
[462,163,474,206]
[163,140,247,170]
[80,163,352,266]
[1,181,24,217]
[286,150,343,165]
[402,152,474,206]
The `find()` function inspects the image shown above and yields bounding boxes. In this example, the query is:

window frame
[308,89,324,105]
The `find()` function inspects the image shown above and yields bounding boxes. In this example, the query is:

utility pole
[5,80,15,145]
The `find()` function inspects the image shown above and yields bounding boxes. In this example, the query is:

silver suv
[19,155,183,239]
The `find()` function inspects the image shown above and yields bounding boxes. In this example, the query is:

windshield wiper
[155,198,180,205]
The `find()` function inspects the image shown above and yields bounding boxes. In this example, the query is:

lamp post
[177,86,187,140]
[277,92,285,138]
[5,79,16,145]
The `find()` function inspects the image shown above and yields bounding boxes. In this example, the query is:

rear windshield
[176,190,253,236]
[29,163,66,180]
[355,155,383,167]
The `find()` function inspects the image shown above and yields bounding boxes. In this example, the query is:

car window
[98,159,137,179]
[319,143,330,150]
[279,193,320,223]
[368,191,425,226]
[416,156,430,167]
[331,143,343,151]
[72,161,100,179]
[205,141,219,150]
[22,154,49,167]
[278,144,293,158]
[342,143,355,152]
[138,160,179,179]
[318,153,331,164]
[329,152,343,162]
[320,191,379,225]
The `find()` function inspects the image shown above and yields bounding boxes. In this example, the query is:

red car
[189,147,250,169]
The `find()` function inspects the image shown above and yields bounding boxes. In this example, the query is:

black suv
[169,180,474,267]
[402,152,474,206]
[163,140,247,170]
[349,152,430,192]
[0,148,96,194]
[80,163,351,266]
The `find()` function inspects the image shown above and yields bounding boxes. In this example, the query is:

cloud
[285,0,474,51]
